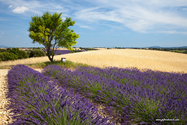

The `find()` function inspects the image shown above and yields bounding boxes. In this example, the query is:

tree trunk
[46,47,54,62]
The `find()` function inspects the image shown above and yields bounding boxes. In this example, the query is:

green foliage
[6,48,11,51]
[32,47,41,50]
[183,50,187,54]
[0,52,18,61]
[50,50,54,56]
[71,50,82,53]
[9,48,29,59]
[28,10,79,62]
[19,51,29,59]
[0,53,3,61]
[29,49,46,57]
[144,47,187,54]
[0,49,7,52]
[78,47,98,50]
[0,52,5,61]
[9,48,19,54]
[0,48,29,61]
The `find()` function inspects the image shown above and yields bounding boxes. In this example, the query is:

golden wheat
[0,49,187,73]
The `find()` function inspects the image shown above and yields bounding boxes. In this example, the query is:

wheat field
[0,49,187,73]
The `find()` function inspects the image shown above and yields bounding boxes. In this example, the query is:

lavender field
[7,64,114,125]
[7,64,187,124]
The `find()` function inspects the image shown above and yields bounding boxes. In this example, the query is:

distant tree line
[143,48,187,54]
[0,48,46,61]
[113,47,187,54]
[73,47,187,54]
[73,47,98,51]
[0,47,100,62]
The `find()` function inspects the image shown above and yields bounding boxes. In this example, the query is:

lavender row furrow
[74,66,187,99]
[7,64,114,125]
[42,65,187,124]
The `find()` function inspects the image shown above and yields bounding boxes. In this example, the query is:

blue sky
[0,0,187,48]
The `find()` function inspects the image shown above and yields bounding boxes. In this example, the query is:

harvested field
[0,49,187,73]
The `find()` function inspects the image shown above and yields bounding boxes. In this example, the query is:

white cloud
[74,0,187,33]
[80,26,88,28]
[158,31,187,34]
[1,32,4,34]
[8,5,12,8]
[61,17,66,20]
[79,25,93,30]
[1,0,187,34]
[16,36,20,37]
[1,0,69,17]
[13,6,28,13]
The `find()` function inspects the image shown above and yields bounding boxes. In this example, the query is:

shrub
[183,50,187,54]
[6,48,11,51]
[0,53,3,61]
[18,50,29,59]
[9,48,19,54]
[41,48,46,53]
[25,50,32,57]
[0,49,7,52]
[8,48,29,59]
[32,47,41,50]
[0,52,18,61]
[29,49,46,57]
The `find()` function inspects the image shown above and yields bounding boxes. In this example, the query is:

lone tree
[28,11,79,62]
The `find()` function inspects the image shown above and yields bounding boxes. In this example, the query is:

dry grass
[0,49,187,73]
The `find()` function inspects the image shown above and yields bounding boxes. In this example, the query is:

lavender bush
[7,64,115,125]
[42,65,187,124]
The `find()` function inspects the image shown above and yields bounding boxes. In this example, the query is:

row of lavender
[41,65,187,124]
[7,64,115,125]
[74,66,187,99]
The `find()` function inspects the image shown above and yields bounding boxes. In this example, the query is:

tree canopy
[28,11,79,62]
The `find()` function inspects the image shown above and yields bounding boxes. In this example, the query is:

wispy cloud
[8,5,12,8]
[80,25,93,29]
[74,0,187,33]
[1,0,187,34]
[61,17,66,20]
[13,6,28,13]
[158,31,187,34]
[1,0,69,16]
[1,32,4,34]
[80,26,89,28]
